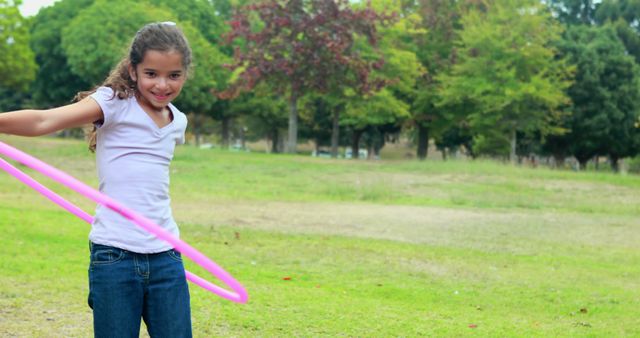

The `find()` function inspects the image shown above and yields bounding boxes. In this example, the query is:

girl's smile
[129,50,186,115]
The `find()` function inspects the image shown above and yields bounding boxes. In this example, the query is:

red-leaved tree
[220,0,394,153]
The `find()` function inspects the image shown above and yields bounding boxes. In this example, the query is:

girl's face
[129,50,187,112]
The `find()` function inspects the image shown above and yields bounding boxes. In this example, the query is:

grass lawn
[0,135,639,336]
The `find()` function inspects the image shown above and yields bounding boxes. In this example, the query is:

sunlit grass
[1,135,639,336]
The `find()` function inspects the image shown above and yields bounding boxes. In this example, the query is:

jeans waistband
[89,242,175,256]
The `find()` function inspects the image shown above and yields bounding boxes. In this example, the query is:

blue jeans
[88,243,192,338]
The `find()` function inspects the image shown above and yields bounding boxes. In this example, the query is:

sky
[19,0,61,17]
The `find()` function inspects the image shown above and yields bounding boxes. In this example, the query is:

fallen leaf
[282,277,291,281]
[580,308,588,314]
[468,324,477,329]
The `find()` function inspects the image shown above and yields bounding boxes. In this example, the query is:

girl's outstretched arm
[0,97,103,137]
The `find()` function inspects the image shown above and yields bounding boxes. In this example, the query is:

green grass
[1,135,640,336]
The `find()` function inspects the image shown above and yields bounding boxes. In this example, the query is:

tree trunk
[578,159,588,171]
[221,116,231,149]
[271,129,279,153]
[510,128,517,165]
[277,129,286,153]
[195,131,201,147]
[331,110,340,158]
[287,92,299,153]
[351,129,364,160]
[610,156,620,172]
[553,154,565,168]
[374,139,384,160]
[417,124,428,160]
[240,126,246,150]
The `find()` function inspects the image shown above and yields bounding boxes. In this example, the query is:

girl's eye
[145,72,156,77]
[170,73,182,80]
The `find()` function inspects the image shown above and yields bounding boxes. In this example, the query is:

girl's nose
[156,78,169,89]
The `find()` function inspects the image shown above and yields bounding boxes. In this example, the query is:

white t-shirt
[89,86,188,253]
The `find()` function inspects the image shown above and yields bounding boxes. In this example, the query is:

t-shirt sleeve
[89,87,122,129]
[170,106,188,145]
[177,113,187,145]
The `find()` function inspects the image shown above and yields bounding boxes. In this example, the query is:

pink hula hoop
[0,141,248,303]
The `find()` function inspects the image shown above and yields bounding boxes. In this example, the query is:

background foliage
[1,0,640,166]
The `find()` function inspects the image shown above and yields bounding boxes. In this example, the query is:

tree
[61,1,168,85]
[172,23,230,145]
[149,0,235,146]
[0,0,37,92]
[298,93,340,153]
[30,0,94,108]
[408,0,461,160]
[595,0,640,64]
[546,0,597,25]
[342,88,410,158]
[60,0,229,143]
[319,0,421,160]
[229,85,288,153]
[548,24,640,171]
[434,122,474,160]
[31,0,229,96]
[221,0,393,153]
[438,0,571,162]
[148,0,226,45]
[595,0,640,26]
[364,0,427,160]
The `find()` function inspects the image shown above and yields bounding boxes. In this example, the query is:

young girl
[0,22,193,337]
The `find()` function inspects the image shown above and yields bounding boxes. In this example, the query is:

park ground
[0,135,639,336]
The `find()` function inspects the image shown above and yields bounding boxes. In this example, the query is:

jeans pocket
[91,247,125,265]
[167,249,182,262]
